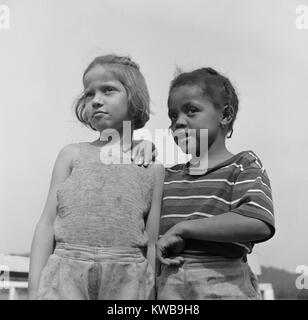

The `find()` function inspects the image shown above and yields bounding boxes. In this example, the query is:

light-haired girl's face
[168,85,223,154]
[83,65,131,132]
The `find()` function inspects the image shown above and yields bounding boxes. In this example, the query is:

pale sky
[1,0,308,273]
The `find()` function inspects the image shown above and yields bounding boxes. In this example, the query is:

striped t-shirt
[160,151,275,259]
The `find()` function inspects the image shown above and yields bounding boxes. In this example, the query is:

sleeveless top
[54,142,155,248]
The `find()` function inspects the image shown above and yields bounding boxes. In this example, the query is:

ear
[220,105,234,126]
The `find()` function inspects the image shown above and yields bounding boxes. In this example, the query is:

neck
[97,127,133,151]
[190,134,232,170]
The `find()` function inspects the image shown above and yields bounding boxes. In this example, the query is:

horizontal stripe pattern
[161,212,214,219]
[160,150,275,258]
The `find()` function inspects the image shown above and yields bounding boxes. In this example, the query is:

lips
[92,111,108,118]
[177,132,189,140]
[172,130,199,149]
[172,132,188,147]
[173,130,193,140]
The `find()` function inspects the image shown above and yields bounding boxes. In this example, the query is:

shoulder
[164,164,185,179]
[232,151,272,186]
[233,150,265,172]
[148,162,165,196]
[56,143,80,167]
[150,160,165,177]
[165,163,185,172]
[59,143,80,158]
[50,143,80,178]
[144,161,165,188]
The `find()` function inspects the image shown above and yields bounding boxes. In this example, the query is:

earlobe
[226,129,233,138]
[220,105,234,137]
[222,105,235,139]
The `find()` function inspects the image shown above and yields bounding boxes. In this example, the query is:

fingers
[156,241,185,266]
[152,148,158,162]
[143,142,153,167]
[131,144,144,166]
[166,256,184,266]
[158,255,171,265]
[157,253,184,266]
[131,141,155,167]
[131,143,139,163]
[137,155,144,166]
[157,245,170,265]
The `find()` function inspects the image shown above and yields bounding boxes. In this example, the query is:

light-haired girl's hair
[74,54,150,130]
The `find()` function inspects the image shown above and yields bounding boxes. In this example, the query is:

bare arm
[145,163,165,297]
[156,213,271,266]
[167,212,272,243]
[28,144,78,299]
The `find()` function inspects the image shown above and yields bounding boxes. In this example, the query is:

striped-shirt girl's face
[168,85,223,154]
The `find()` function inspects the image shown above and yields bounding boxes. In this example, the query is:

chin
[175,143,195,155]
[94,122,115,132]
[175,138,200,155]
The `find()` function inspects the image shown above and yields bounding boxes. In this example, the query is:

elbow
[35,220,53,233]
[254,221,273,241]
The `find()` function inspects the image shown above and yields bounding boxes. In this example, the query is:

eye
[187,105,198,116]
[84,90,94,98]
[102,86,115,94]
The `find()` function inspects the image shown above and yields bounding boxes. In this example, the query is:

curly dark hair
[168,67,239,138]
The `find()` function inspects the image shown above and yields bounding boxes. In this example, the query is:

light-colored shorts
[37,242,154,300]
[156,255,260,300]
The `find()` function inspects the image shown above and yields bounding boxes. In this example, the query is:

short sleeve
[230,167,275,242]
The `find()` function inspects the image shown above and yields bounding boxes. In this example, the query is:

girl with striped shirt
[155,67,275,300]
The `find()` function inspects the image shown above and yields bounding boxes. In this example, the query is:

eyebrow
[169,101,198,111]
[84,82,119,90]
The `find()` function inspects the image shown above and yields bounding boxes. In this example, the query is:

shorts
[156,254,260,300]
[37,242,154,300]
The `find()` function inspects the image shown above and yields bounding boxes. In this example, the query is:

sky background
[0,0,308,273]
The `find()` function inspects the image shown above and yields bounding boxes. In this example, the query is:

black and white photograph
[0,0,308,302]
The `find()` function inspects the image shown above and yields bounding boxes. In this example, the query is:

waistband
[174,252,247,269]
[54,242,146,263]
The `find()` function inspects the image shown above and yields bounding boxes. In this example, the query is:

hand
[156,234,186,266]
[131,140,158,167]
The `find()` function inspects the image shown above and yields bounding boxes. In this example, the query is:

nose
[174,114,188,130]
[92,92,104,109]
